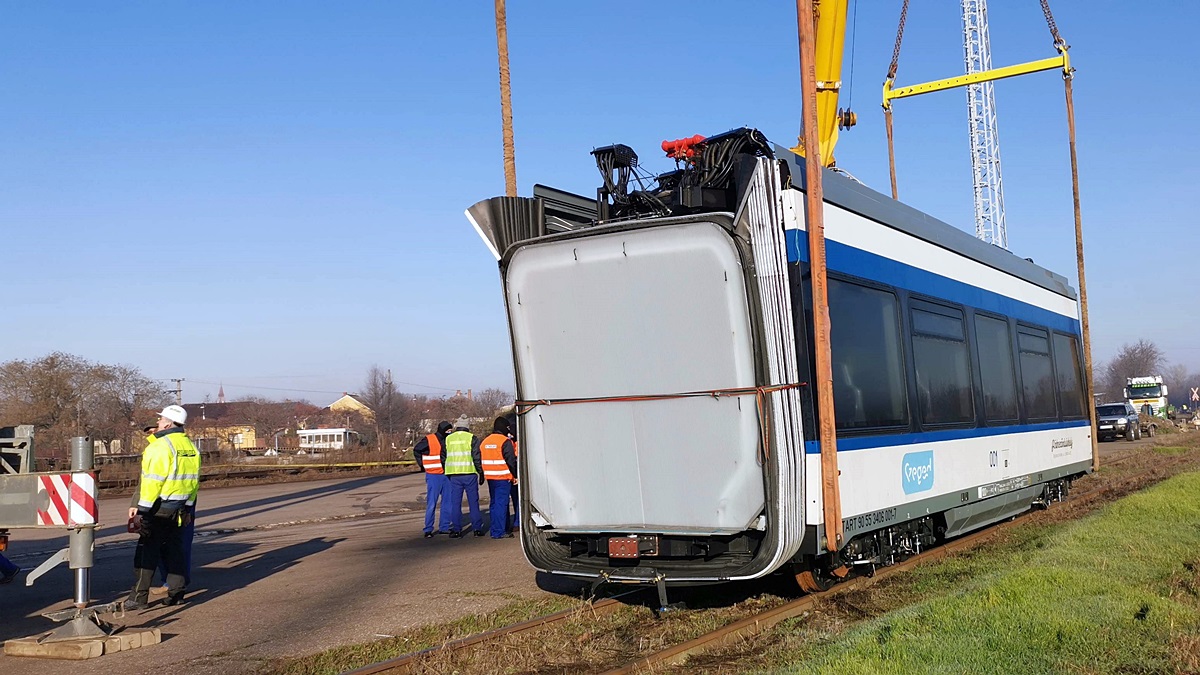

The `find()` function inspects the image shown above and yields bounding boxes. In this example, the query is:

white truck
[1125,376,1169,418]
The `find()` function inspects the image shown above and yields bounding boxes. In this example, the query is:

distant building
[297,428,360,452]
[182,402,259,451]
[329,393,374,421]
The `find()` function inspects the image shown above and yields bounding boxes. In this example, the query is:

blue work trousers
[509,482,519,532]
[487,479,512,538]
[0,552,18,577]
[445,474,483,534]
[424,472,448,534]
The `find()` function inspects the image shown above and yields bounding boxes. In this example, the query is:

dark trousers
[159,508,194,586]
[487,479,512,538]
[445,474,483,533]
[131,516,186,601]
[509,482,519,532]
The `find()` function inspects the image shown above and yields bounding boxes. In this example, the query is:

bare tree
[358,366,416,451]
[1101,340,1166,398]
[1163,363,1197,411]
[471,388,514,417]
[235,396,320,447]
[84,364,171,448]
[0,353,168,456]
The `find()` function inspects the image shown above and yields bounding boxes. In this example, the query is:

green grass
[770,471,1200,674]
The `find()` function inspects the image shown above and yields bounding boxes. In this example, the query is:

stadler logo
[902,451,935,494]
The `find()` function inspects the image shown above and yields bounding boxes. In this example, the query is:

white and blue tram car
[467,128,1092,591]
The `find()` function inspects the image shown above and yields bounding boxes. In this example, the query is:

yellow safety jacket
[138,428,201,516]
[443,430,479,476]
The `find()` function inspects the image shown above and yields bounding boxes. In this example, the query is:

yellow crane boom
[791,0,855,168]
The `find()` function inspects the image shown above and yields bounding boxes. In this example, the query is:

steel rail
[344,596,632,675]
[602,523,1009,674]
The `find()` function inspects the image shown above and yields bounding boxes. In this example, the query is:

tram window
[974,315,1019,423]
[911,306,973,425]
[1018,327,1057,420]
[1053,333,1086,418]
[828,279,908,430]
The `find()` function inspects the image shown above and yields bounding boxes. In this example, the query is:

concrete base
[4,628,161,660]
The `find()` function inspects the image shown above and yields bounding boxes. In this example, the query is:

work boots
[124,568,155,610]
[164,571,187,606]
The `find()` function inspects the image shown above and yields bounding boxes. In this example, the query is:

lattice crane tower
[961,0,1008,249]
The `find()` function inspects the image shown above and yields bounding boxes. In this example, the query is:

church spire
[218,384,226,403]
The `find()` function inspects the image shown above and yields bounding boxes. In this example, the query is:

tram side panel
[781,187,1092,555]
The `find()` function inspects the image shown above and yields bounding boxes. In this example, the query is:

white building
[296,428,359,452]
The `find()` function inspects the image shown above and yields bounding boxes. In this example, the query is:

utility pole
[797,0,843,554]
[170,379,184,405]
[494,0,517,196]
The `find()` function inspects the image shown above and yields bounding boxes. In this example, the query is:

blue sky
[2,2,1196,405]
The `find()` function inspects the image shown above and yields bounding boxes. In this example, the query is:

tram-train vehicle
[466,127,1092,592]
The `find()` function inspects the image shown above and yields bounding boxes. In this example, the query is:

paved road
[1,471,578,675]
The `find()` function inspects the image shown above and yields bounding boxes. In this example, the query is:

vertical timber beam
[494,0,517,197]
[1062,69,1098,471]
[797,0,843,553]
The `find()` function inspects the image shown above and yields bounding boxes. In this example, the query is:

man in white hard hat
[124,404,200,610]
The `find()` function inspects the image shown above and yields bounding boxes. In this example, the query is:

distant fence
[96,459,417,491]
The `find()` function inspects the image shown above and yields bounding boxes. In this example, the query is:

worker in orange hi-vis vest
[505,412,519,534]
[479,416,518,538]
[414,420,453,538]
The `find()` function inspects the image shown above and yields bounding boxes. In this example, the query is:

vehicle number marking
[978,475,1032,499]
[843,507,897,533]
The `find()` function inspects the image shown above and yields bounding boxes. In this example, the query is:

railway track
[343,447,1197,674]
[95,461,414,491]
[344,595,638,675]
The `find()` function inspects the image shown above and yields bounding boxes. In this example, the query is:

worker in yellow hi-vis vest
[443,415,484,538]
[125,405,200,610]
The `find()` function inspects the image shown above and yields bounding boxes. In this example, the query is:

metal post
[36,436,113,642]
[69,436,93,609]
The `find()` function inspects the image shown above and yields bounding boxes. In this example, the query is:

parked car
[1095,402,1141,442]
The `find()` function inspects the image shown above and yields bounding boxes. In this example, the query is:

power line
[185,378,461,396]
[186,380,345,395]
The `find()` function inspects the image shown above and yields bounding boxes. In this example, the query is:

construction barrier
[0,472,98,530]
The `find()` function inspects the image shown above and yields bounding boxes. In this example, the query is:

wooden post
[1063,74,1097,471]
[796,0,843,553]
[494,0,517,197]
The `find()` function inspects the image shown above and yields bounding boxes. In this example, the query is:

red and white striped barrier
[36,472,98,527]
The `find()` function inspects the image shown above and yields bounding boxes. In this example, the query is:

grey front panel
[507,221,766,534]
